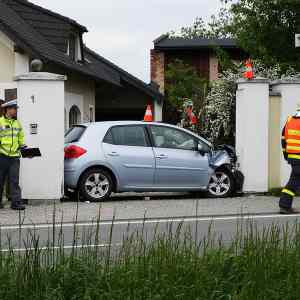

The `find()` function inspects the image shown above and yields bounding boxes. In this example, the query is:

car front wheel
[79,168,113,202]
[207,169,233,198]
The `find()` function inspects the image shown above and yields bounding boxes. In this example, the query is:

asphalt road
[1,213,300,252]
[0,194,298,252]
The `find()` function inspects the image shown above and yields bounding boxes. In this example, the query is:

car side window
[150,126,197,151]
[106,126,148,147]
[103,129,114,144]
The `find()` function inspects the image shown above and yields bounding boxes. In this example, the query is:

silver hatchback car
[64,121,244,201]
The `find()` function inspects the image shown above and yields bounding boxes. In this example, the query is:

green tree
[165,59,208,130]
[170,0,300,71]
[168,7,235,71]
[227,0,300,70]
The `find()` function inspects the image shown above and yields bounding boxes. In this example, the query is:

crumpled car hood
[209,145,237,168]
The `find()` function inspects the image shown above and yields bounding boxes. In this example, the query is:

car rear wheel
[207,169,233,198]
[79,168,113,202]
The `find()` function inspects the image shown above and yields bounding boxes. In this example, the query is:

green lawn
[0,221,300,299]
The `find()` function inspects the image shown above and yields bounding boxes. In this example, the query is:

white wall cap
[271,79,300,86]
[14,72,67,81]
[236,77,270,85]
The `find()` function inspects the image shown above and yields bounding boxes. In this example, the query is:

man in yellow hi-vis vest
[0,99,26,210]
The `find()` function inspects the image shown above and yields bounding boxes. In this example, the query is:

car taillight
[64,145,87,159]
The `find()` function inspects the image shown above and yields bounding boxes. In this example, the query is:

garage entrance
[96,108,145,121]
[95,80,151,122]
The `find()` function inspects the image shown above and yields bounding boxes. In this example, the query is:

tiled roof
[5,0,87,52]
[0,0,162,98]
[154,35,238,50]
[84,47,162,99]
[6,0,87,32]
[0,0,121,86]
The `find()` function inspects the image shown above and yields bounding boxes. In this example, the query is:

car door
[149,125,210,189]
[102,125,155,190]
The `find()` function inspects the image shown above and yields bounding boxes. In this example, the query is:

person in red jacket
[280,104,300,214]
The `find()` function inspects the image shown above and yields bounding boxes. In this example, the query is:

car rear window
[65,126,86,143]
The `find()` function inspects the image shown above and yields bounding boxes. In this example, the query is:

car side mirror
[198,143,210,155]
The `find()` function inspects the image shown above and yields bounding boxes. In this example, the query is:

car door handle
[108,151,120,157]
[156,154,168,159]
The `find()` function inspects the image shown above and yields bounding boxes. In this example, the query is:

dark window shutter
[5,89,17,101]
[69,36,76,60]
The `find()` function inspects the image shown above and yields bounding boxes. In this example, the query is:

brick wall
[150,49,165,94]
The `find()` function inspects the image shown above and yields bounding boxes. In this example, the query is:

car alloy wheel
[208,171,232,197]
[85,173,110,199]
[79,168,113,202]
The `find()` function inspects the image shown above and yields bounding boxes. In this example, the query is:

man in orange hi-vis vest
[280,103,300,214]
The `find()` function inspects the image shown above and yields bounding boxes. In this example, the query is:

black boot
[280,207,300,214]
[11,203,25,211]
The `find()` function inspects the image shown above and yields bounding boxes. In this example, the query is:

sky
[33,0,223,82]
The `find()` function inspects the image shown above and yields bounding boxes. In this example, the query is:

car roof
[79,121,212,147]
[82,121,159,126]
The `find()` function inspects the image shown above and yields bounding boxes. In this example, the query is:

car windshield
[65,126,86,144]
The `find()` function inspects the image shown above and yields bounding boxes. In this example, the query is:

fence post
[236,78,270,192]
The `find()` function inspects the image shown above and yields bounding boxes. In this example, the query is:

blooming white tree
[200,61,300,145]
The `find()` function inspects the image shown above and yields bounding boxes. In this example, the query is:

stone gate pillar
[15,72,66,201]
[236,78,270,192]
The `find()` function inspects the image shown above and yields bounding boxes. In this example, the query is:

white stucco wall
[0,31,14,82]
[272,81,300,187]
[0,30,30,95]
[236,78,270,192]
[65,76,95,129]
[15,52,29,76]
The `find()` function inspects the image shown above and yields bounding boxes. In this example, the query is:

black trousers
[0,155,22,207]
[280,164,300,209]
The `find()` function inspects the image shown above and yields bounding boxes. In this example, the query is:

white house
[0,0,163,131]
[0,0,163,201]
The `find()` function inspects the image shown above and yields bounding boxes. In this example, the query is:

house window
[67,35,82,62]
[75,36,82,61]
[5,88,17,101]
[68,36,76,61]
[69,105,81,128]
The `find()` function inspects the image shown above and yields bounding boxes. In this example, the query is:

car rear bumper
[64,169,79,189]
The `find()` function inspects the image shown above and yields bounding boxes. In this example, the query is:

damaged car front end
[207,144,244,197]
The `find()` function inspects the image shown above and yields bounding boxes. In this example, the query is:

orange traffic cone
[144,105,153,122]
[243,59,254,80]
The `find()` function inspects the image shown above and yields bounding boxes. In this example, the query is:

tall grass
[0,214,299,299]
